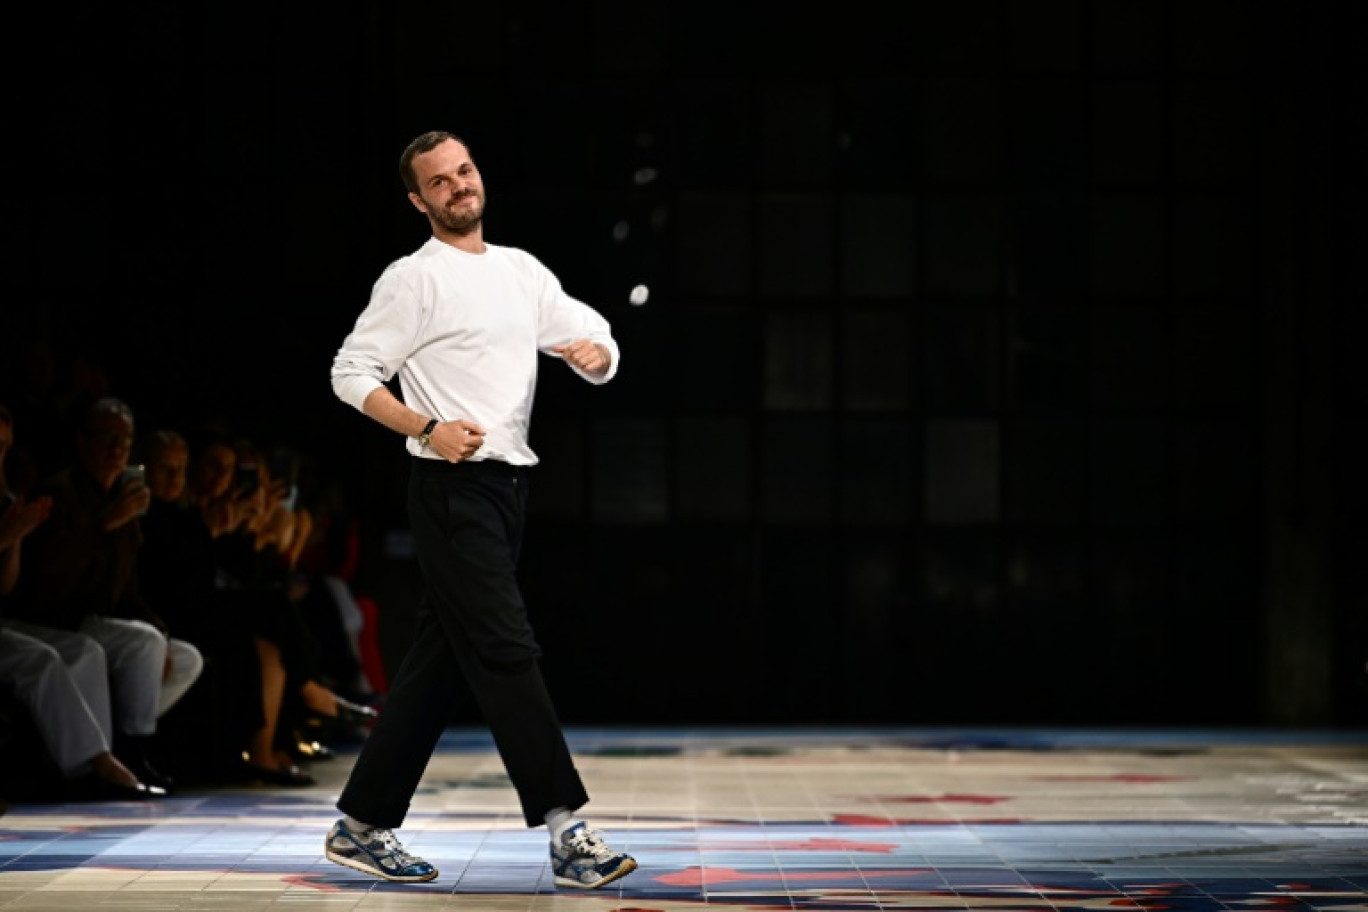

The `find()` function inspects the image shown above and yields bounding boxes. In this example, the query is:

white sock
[544,806,582,842]
[344,815,375,835]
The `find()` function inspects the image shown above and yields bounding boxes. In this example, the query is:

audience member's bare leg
[300,678,338,717]
[248,637,287,769]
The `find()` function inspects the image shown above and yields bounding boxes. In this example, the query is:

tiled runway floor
[2,726,1368,911]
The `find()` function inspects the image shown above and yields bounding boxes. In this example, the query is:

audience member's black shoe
[113,732,177,793]
[342,690,385,712]
[123,751,175,792]
[292,739,336,762]
[71,775,169,801]
[136,758,176,792]
[304,699,377,744]
[334,696,380,726]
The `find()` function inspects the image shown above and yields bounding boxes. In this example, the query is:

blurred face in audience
[77,411,134,490]
[147,441,188,503]
[191,441,236,500]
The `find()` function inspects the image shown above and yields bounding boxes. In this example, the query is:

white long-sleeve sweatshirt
[331,237,620,465]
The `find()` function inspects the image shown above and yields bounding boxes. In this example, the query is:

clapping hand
[205,485,260,537]
[257,499,296,551]
[0,494,53,549]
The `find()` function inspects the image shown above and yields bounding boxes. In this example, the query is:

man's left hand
[553,340,610,377]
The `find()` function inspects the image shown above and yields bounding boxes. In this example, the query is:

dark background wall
[2,0,1364,727]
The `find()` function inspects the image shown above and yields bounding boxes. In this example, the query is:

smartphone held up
[120,463,149,516]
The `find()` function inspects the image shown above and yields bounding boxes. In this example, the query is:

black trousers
[337,458,588,828]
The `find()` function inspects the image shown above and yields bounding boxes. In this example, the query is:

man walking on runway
[326,130,636,889]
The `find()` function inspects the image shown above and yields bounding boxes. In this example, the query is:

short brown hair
[399,131,470,194]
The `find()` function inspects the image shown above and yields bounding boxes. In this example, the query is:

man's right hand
[430,419,486,463]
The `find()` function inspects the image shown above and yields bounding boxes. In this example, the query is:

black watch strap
[417,418,439,447]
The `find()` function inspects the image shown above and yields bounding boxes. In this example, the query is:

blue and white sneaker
[551,822,637,889]
[325,819,438,882]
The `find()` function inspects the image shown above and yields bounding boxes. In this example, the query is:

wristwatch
[417,418,439,448]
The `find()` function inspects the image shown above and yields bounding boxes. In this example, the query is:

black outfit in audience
[138,492,266,779]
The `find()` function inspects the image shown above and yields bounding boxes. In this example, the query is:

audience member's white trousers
[3,615,202,736]
[0,626,109,777]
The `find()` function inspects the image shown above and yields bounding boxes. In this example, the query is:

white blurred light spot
[613,220,630,242]
[629,285,650,306]
[633,167,658,186]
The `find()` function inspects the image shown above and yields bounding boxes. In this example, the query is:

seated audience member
[0,403,48,599]
[2,397,204,791]
[187,429,375,749]
[246,439,376,739]
[238,440,362,716]
[293,484,382,704]
[0,402,164,800]
[249,444,382,715]
[138,428,313,786]
[0,629,168,800]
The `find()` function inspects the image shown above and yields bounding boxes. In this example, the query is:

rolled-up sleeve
[331,270,422,411]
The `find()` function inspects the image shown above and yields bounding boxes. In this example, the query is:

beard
[430,189,485,235]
